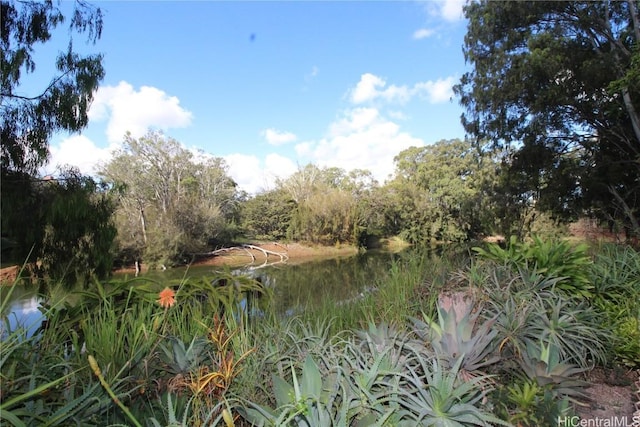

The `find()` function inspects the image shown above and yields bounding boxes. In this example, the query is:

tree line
[1,0,638,284]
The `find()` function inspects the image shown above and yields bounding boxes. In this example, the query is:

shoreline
[113,242,362,275]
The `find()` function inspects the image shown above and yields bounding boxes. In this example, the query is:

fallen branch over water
[192,243,289,263]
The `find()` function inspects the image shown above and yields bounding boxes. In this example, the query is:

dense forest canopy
[454,0,640,236]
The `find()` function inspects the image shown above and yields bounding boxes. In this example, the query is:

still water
[1,250,407,336]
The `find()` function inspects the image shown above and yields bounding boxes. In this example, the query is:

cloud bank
[261,128,297,145]
[89,81,193,143]
[349,73,455,105]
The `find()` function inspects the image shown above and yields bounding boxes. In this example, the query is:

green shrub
[589,243,640,367]
[493,378,573,427]
[473,235,594,298]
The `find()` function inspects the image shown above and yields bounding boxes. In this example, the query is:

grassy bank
[1,240,638,425]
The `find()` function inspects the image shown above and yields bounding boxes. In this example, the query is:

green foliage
[1,167,117,286]
[240,355,348,426]
[476,264,608,369]
[99,131,241,266]
[3,244,634,424]
[612,316,640,368]
[388,139,499,244]
[1,0,104,174]
[239,319,503,427]
[412,302,501,377]
[473,235,594,298]
[455,0,640,233]
[494,379,573,427]
[396,357,509,426]
[1,269,266,425]
[277,163,388,246]
[241,189,295,240]
[589,244,640,367]
[289,188,364,245]
[490,341,584,427]
[518,341,588,403]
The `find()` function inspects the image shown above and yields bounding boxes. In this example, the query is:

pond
[0,249,409,337]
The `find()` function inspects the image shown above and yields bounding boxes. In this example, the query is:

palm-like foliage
[395,357,510,426]
[476,265,609,369]
[412,301,500,379]
[473,235,594,298]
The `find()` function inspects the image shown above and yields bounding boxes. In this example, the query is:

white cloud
[349,73,410,104]
[440,0,465,21]
[224,153,297,195]
[224,154,262,193]
[296,108,424,184]
[413,28,434,39]
[261,128,297,145]
[414,76,456,103]
[388,110,409,121]
[349,73,455,106]
[418,0,465,23]
[306,65,319,80]
[89,81,193,143]
[328,107,379,136]
[265,153,298,182]
[47,135,115,176]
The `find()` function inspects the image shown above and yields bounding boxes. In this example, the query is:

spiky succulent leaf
[301,355,323,399]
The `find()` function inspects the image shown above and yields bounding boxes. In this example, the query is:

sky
[37,0,470,194]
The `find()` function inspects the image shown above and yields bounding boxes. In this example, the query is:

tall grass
[293,248,465,336]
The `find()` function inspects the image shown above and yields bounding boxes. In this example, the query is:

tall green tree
[100,131,240,266]
[241,189,295,241]
[1,1,112,283]
[455,0,640,236]
[1,0,104,174]
[275,164,380,245]
[1,168,116,285]
[387,139,497,243]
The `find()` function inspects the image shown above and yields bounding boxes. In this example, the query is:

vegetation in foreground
[1,238,639,426]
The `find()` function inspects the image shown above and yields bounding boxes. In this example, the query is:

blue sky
[41,0,469,194]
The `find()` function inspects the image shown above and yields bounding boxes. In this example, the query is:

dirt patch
[191,242,359,267]
[576,367,639,423]
[113,242,360,274]
[0,265,19,284]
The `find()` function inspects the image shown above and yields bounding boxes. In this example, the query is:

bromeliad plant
[474,264,609,370]
[489,339,588,426]
[411,298,501,381]
[493,378,573,427]
[589,243,640,367]
[237,318,503,426]
[395,356,510,426]
[518,340,589,404]
[239,355,354,427]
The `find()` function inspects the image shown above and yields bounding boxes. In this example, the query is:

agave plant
[159,336,210,376]
[519,340,589,404]
[354,321,422,369]
[412,299,500,380]
[239,355,351,426]
[477,265,609,370]
[394,356,510,426]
